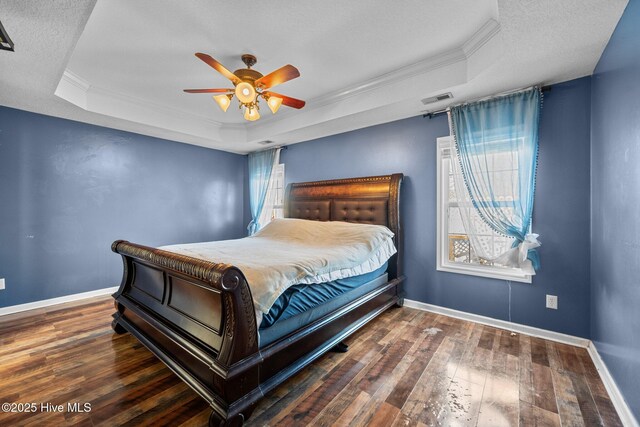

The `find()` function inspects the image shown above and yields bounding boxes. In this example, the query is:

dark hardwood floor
[0,296,623,426]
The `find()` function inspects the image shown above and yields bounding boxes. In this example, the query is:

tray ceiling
[0,0,628,153]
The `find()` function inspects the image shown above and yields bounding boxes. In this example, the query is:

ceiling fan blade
[183,88,234,93]
[255,65,300,90]
[265,91,306,109]
[195,53,241,85]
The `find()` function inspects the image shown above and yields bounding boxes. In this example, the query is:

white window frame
[436,136,532,283]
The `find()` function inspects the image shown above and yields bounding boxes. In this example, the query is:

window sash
[271,163,285,220]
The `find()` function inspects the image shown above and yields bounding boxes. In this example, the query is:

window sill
[437,261,532,284]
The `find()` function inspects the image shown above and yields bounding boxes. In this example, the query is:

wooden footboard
[111,240,262,422]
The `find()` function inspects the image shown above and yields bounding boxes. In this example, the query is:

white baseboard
[0,287,118,316]
[587,342,639,427]
[404,299,638,426]
[404,299,590,347]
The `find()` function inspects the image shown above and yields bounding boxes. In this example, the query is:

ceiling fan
[184,53,305,121]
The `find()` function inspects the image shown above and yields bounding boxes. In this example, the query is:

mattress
[259,263,389,348]
[160,218,397,326]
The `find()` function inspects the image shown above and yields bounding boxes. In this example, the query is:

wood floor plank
[309,324,420,426]
[477,332,521,427]
[330,390,371,427]
[551,366,586,427]
[0,296,626,427]
[575,349,624,427]
[249,365,327,425]
[556,342,585,375]
[97,382,192,426]
[593,394,625,427]
[478,325,498,350]
[448,324,487,388]
[437,376,484,426]
[520,401,561,427]
[356,338,414,395]
[532,361,559,414]
[366,401,401,427]
[301,338,389,427]
[345,328,426,426]
[276,358,366,426]
[477,374,519,427]
[385,327,446,409]
[398,336,457,422]
[570,372,604,427]
[546,340,564,372]
[499,329,521,357]
[401,337,467,425]
[519,334,536,405]
[177,408,211,427]
[531,336,550,367]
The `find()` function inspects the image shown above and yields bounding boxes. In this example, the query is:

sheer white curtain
[448,136,517,264]
[256,148,281,230]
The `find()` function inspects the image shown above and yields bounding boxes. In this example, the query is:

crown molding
[88,84,224,128]
[311,48,467,108]
[463,18,501,57]
[55,69,91,109]
[55,70,251,145]
[61,69,91,92]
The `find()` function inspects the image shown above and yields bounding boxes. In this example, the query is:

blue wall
[282,77,593,338]
[591,0,640,419]
[0,106,247,308]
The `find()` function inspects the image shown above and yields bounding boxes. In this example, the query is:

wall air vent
[0,19,14,52]
[421,92,453,105]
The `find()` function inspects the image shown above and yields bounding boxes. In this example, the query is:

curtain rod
[253,145,288,153]
[422,85,551,119]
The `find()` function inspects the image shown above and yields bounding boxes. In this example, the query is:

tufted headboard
[284,173,403,279]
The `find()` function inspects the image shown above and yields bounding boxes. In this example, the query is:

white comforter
[160,218,396,324]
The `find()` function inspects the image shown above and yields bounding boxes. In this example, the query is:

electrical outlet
[0,278,5,290]
[546,294,558,309]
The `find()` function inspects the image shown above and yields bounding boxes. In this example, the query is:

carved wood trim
[112,240,233,287]
[218,269,258,367]
[289,175,395,187]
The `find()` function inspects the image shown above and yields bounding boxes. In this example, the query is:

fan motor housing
[233,68,263,85]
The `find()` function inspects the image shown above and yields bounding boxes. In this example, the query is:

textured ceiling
[0,0,629,154]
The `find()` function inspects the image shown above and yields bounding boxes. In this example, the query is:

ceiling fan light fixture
[266,96,283,114]
[213,94,233,112]
[185,53,304,122]
[244,106,260,121]
[235,82,256,104]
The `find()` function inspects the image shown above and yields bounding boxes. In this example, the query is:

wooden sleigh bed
[111,173,404,426]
